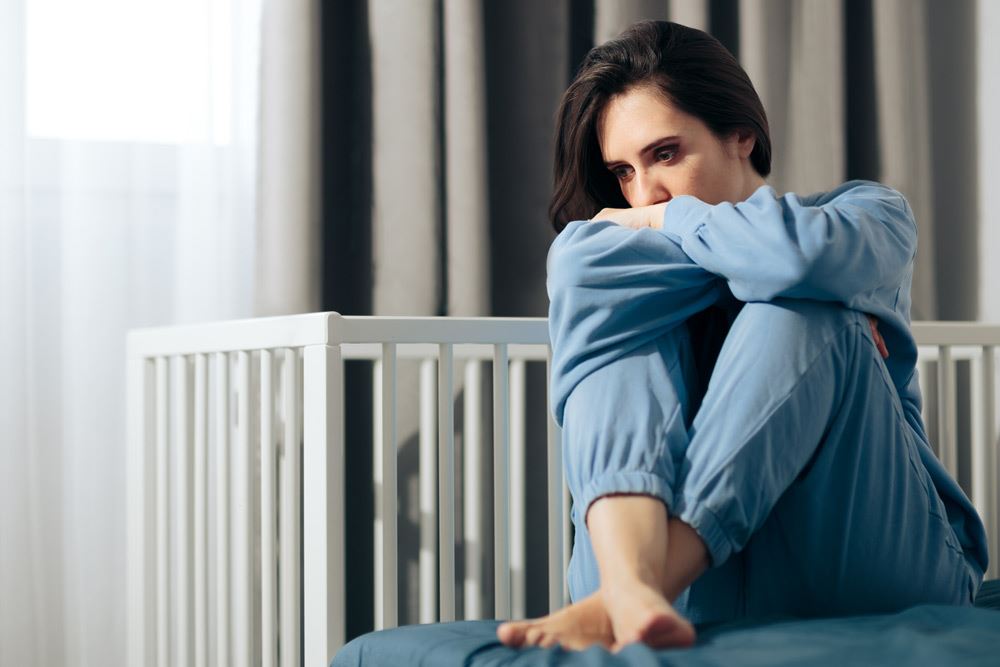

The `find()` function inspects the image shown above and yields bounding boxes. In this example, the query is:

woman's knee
[708,299,865,385]
[736,299,861,352]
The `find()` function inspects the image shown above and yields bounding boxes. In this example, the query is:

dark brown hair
[550,20,771,232]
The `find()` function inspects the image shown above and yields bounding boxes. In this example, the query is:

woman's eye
[655,147,677,162]
[612,166,632,180]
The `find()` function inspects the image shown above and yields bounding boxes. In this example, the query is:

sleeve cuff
[676,501,734,567]
[577,471,676,525]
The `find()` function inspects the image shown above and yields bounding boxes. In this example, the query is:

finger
[866,316,889,359]
[875,333,889,359]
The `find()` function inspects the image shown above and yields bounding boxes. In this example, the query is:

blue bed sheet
[334,593,1000,666]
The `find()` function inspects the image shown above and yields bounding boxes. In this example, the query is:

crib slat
[214,353,231,667]
[545,347,564,613]
[419,358,438,623]
[303,345,346,665]
[373,361,383,626]
[126,356,156,667]
[510,359,526,620]
[438,344,456,622]
[493,344,511,620]
[377,344,399,629]
[463,360,483,620]
[193,355,208,667]
[175,356,194,667]
[260,350,278,667]
[279,348,302,667]
[976,346,998,579]
[937,345,958,477]
[971,347,991,579]
[918,357,933,439]
[233,351,252,667]
[155,356,170,667]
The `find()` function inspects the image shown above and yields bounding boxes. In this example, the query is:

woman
[497,20,987,652]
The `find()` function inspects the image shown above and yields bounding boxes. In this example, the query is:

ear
[735,129,756,159]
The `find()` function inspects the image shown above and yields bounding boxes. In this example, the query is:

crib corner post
[303,344,346,666]
[126,354,156,667]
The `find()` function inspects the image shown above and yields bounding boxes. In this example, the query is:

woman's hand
[591,203,668,230]
[867,315,889,359]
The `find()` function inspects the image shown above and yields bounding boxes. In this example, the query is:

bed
[124,314,1000,666]
[333,583,1000,666]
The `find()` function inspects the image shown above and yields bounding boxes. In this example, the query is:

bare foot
[496,592,614,651]
[602,577,695,651]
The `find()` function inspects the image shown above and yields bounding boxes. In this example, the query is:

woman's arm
[657,180,917,307]
[548,219,723,426]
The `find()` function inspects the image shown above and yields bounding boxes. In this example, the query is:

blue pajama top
[547,180,989,576]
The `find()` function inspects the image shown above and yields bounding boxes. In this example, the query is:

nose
[631,171,670,207]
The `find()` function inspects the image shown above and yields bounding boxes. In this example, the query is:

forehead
[597,85,703,158]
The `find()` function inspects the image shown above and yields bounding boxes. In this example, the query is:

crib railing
[126,314,1000,667]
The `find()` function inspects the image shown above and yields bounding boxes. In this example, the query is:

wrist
[649,202,668,230]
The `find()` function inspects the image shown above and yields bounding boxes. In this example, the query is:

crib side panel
[127,344,338,667]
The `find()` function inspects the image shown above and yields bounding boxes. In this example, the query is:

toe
[640,614,695,648]
[524,626,545,646]
[497,621,530,647]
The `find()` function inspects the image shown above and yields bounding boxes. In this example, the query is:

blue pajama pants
[562,298,980,623]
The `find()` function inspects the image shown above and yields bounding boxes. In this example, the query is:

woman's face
[597,84,763,207]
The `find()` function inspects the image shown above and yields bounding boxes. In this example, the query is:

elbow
[863,183,919,259]
[878,188,919,259]
[546,220,595,297]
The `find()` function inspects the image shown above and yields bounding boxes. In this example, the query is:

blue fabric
[546,181,987,624]
[332,605,1000,666]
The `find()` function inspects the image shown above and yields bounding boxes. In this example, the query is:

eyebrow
[604,135,681,167]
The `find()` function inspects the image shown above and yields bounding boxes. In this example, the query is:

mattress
[332,580,1000,666]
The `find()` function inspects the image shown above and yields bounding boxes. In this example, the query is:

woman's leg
[499,327,706,650]
[672,299,977,622]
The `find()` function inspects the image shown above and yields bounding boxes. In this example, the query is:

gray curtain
[319,0,982,638]
[332,0,979,323]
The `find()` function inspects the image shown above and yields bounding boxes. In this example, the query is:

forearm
[658,181,917,306]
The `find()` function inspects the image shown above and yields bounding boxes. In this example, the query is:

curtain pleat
[594,0,671,44]
[370,0,442,316]
[978,0,1000,322]
[444,0,491,317]
[926,0,978,321]
[670,0,710,30]
[256,0,321,316]
[741,0,845,195]
[484,0,569,317]
[873,0,937,318]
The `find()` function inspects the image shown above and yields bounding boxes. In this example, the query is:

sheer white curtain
[0,1,268,664]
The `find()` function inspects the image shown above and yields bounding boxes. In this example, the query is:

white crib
[126,313,1000,667]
